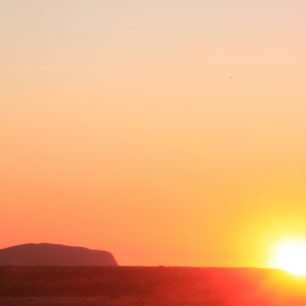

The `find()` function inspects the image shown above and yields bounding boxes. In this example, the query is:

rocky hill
[0,243,118,266]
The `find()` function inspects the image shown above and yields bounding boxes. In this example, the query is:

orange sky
[1,0,306,266]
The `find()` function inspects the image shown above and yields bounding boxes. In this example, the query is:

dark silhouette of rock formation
[0,243,118,266]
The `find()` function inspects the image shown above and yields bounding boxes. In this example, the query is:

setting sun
[270,238,306,276]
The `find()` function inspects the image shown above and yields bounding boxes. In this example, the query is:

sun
[270,238,306,276]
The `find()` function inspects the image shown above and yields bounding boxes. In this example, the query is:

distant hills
[0,243,118,266]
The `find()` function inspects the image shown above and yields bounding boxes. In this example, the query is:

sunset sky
[1,0,306,267]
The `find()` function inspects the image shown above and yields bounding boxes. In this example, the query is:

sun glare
[270,238,306,276]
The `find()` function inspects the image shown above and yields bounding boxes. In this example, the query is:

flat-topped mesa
[0,243,118,266]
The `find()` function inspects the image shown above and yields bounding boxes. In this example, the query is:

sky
[1,0,306,267]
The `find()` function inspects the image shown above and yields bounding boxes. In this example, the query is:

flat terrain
[0,267,306,305]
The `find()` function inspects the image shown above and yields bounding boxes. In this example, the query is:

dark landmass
[0,243,117,266]
[0,266,305,306]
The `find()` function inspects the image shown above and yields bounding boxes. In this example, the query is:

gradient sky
[1,0,306,267]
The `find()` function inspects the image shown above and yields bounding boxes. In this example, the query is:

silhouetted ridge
[0,243,118,266]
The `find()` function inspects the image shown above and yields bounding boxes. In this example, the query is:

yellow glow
[270,238,306,276]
